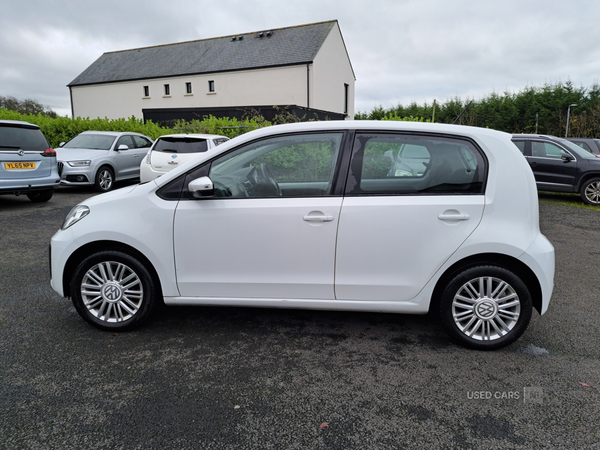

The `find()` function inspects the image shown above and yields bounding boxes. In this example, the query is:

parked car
[50,121,554,350]
[512,134,600,205]
[140,133,229,183]
[566,137,600,155]
[56,131,153,192]
[0,120,60,202]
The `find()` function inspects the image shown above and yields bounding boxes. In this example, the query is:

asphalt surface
[1,186,599,449]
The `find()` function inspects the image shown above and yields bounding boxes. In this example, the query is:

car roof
[78,130,148,137]
[156,133,228,140]
[0,120,40,129]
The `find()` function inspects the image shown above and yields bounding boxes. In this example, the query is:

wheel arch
[430,253,543,315]
[62,240,163,301]
[576,173,600,192]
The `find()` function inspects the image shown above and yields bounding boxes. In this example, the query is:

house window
[344,83,349,115]
[143,86,149,97]
[208,80,215,92]
[164,84,170,96]
[186,82,192,94]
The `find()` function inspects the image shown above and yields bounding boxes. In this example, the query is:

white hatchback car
[50,121,555,350]
[140,133,229,182]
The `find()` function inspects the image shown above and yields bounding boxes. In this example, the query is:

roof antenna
[452,100,473,125]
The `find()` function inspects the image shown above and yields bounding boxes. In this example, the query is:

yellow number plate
[4,162,36,170]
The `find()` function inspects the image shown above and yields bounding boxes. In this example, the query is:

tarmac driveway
[1,187,599,449]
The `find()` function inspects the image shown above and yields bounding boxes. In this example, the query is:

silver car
[56,131,153,192]
[0,120,60,202]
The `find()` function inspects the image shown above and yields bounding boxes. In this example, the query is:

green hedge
[0,110,272,148]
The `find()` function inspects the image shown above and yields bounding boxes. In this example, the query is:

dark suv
[0,120,60,202]
[512,134,600,205]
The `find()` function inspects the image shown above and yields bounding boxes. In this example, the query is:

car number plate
[4,162,36,170]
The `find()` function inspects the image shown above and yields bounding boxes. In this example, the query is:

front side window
[164,84,170,96]
[531,141,569,159]
[208,80,215,92]
[346,133,486,195]
[116,135,134,150]
[143,86,149,97]
[207,133,344,198]
[186,82,192,94]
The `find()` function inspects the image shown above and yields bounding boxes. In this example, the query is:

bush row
[0,110,273,148]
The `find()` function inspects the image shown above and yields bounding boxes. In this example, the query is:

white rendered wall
[311,22,355,119]
[71,65,308,120]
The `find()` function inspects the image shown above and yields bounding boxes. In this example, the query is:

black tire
[27,189,53,202]
[580,178,600,205]
[95,166,114,192]
[438,265,532,350]
[70,250,159,331]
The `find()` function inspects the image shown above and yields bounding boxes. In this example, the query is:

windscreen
[63,134,116,150]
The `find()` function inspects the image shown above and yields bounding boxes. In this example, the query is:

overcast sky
[2,0,599,117]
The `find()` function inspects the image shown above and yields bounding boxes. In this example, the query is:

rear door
[335,132,487,302]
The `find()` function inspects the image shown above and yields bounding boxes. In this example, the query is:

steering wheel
[259,163,282,196]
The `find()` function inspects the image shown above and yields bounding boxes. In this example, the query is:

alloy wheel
[451,276,521,341]
[80,261,144,323]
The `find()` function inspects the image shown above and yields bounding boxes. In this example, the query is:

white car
[140,133,229,182]
[56,131,153,192]
[50,121,555,350]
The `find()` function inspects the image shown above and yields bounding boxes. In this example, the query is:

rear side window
[346,133,486,195]
[154,137,208,154]
[0,124,49,152]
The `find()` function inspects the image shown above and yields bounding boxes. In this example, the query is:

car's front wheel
[95,167,114,192]
[27,189,53,203]
[439,266,532,350]
[580,178,600,205]
[70,250,159,330]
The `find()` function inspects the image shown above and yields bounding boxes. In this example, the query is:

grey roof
[69,21,339,87]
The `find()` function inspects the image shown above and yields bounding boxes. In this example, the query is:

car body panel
[51,121,554,331]
[140,134,229,183]
[512,134,600,194]
[56,131,152,187]
[0,120,60,195]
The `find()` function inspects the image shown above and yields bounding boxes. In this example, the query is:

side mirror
[188,176,214,199]
[59,142,65,147]
[117,144,129,151]
[561,154,575,162]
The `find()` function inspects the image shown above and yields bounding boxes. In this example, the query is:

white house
[68,20,355,123]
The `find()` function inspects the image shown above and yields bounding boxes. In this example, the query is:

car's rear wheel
[439,266,532,350]
[580,178,600,205]
[27,189,53,202]
[95,167,114,192]
[71,251,158,330]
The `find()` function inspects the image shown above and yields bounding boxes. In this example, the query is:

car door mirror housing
[561,154,575,162]
[117,144,129,151]
[188,176,214,198]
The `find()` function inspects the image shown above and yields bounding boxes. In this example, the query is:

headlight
[67,160,91,167]
[62,205,90,230]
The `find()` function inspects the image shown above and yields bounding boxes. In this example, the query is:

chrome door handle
[303,215,334,222]
[438,213,470,221]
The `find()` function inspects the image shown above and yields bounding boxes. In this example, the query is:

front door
[173,131,345,299]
